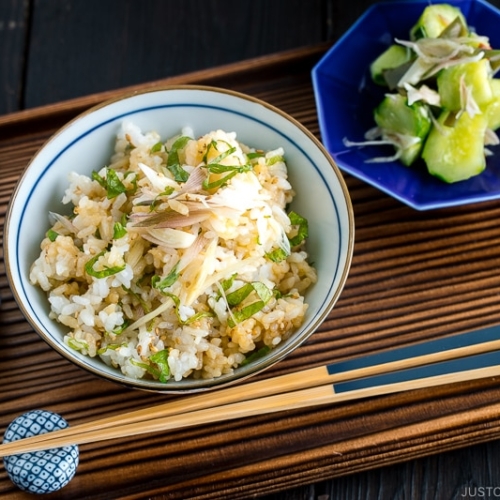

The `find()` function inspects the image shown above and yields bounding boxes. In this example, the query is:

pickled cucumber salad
[344,3,500,183]
[29,124,317,382]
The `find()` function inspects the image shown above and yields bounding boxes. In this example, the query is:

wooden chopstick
[3,348,500,457]
[2,324,500,457]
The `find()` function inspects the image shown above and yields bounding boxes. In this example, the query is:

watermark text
[461,487,500,498]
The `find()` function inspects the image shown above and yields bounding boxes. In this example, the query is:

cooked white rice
[30,123,317,383]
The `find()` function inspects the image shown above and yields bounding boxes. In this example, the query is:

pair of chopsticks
[2,324,500,457]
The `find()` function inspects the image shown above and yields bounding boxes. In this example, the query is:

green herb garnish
[150,142,163,153]
[288,211,308,246]
[97,342,127,355]
[46,229,59,242]
[113,221,127,239]
[266,248,288,263]
[149,349,171,383]
[85,250,126,279]
[183,310,214,324]
[241,345,272,366]
[149,186,176,212]
[247,151,265,160]
[201,143,252,190]
[265,211,309,263]
[226,282,273,327]
[151,262,180,291]
[130,359,160,378]
[130,349,171,383]
[166,136,191,182]
[67,338,89,351]
[220,273,237,293]
[267,154,284,165]
[92,168,137,199]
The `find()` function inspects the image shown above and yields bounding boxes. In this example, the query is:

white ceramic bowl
[4,85,354,393]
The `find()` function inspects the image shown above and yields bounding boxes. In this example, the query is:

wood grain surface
[0,0,387,116]
[2,44,500,500]
[4,1,500,498]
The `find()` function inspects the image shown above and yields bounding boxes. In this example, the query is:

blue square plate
[312,0,500,210]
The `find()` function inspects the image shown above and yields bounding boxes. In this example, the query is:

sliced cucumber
[374,93,431,166]
[352,2,500,182]
[422,110,488,182]
[437,59,493,111]
[370,44,412,86]
[484,78,500,130]
[399,139,425,167]
[374,93,431,137]
[410,4,467,40]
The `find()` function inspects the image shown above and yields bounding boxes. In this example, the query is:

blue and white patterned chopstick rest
[3,410,79,494]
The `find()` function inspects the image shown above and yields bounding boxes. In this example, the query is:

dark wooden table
[3,1,500,499]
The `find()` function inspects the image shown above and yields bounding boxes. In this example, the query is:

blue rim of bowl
[6,85,354,393]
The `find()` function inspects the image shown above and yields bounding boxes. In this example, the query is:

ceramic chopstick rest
[2,410,78,494]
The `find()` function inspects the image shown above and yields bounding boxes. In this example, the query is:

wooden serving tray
[2,43,500,500]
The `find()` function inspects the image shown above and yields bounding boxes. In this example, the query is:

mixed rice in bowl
[30,124,317,383]
[6,86,354,392]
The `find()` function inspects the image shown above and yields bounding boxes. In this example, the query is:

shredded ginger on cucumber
[344,3,500,183]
